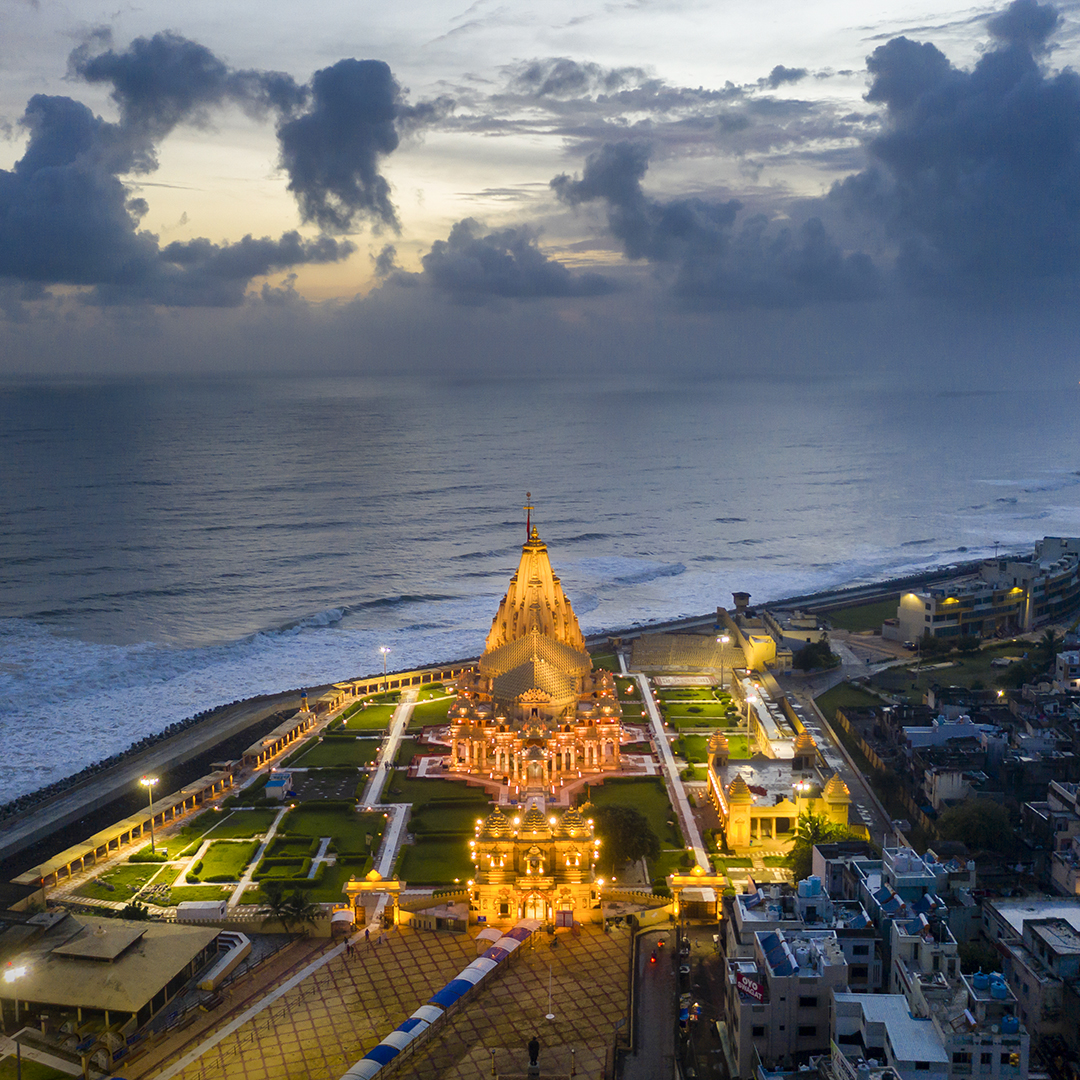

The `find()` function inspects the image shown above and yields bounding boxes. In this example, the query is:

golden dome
[727,775,753,803]
[559,806,588,836]
[794,731,817,754]
[823,773,850,799]
[521,805,550,832]
[480,806,512,837]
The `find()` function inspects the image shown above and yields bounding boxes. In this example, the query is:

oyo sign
[737,973,764,1001]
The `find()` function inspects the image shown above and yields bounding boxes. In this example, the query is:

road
[622,929,676,1080]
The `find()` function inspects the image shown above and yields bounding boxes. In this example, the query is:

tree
[261,881,318,933]
[785,810,850,882]
[119,900,150,920]
[793,635,840,672]
[1037,629,1063,671]
[937,800,1016,853]
[591,804,661,874]
[954,634,981,654]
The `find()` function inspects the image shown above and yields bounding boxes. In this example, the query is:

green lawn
[240,859,366,906]
[341,703,397,731]
[0,1056,68,1079]
[266,837,317,857]
[182,807,280,841]
[726,734,751,759]
[410,802,493,835]
[584,776,684,875]
[658,688,716,700]
[75,863,159,901]
[396,836,474,885]
[197,840,260,881]
[169,884,233,903]
[814,682,882,718]
[395,737,435,765]
[826,597,899,633]
[383,775,492,810]
[288,737,380,768]
[664,702,730,719]
[279,806,385,855]
[616,678,639,700]
[589,651,620,672]
[679,735,708,763]
[416,684,447,700]
[408,698,452,729]
[865,638,1031,704]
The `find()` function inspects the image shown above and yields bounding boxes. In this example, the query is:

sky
[4,0,1080,383]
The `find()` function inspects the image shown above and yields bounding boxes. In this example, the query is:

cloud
[69,31,306,175]
[277,59,451,233]
[506,57,648,97]
[417,218,616,302]
[72,34,451,236]
[0,93,352,306]
[762,65,809,89]
[553,141,877,308]
[833,0,1080,292]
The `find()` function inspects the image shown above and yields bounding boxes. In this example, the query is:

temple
[469,804,603,924]
[449,524,621,791]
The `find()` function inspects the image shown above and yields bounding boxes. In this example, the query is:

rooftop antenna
[525,492,533,540]
[994,540,1001,559]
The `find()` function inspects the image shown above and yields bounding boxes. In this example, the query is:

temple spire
[524,491,533,540]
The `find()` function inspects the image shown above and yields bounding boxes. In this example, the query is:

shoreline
[0,558,972,876]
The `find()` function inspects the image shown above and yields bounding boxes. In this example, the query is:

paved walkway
[143,922,629,1080]
[360,689,419,806]
[621,655,707,869]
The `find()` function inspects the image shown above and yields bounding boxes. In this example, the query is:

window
[851,965,869,979]
[982,1053,992,1065]
[798,996,818,1008]
[916,1065,930,1072]
[752,1026,765,1038]
[852,945,869,956]
[798,1025,817,1037]
[953,1052,972,1064]
[1000,1053,1013,1066]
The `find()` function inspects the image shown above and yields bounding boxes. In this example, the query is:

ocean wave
[901,538,937,547]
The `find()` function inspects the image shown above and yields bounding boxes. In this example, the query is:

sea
[1,373,1079,807]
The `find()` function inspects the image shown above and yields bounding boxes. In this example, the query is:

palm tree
[283,889,320,932]
[261,880,320,933]
[1038,629,1063,671]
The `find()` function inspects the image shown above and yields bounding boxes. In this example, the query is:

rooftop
[834,993,949,1065]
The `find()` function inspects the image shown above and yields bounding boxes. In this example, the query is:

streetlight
[379,646,390,692]
[4,962,26,1063]
[140,776,159,854]
[716,635,731,688]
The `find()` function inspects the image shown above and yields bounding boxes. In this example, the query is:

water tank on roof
[973,971,990,990]
[990,975,1009,1000]
[1002,1015,1020,1034]
[798,879,810,898]
[808,875,821,895]
[795,947,811,969]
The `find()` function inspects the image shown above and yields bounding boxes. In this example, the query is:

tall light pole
[141,776,158,854]
[716,634,731,689]
[379,646,390,692]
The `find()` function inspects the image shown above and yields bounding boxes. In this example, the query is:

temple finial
[524,491,533,540]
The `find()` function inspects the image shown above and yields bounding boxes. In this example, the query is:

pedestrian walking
[365,928,370,944]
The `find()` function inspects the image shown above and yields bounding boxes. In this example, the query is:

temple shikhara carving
[449,519,621,791]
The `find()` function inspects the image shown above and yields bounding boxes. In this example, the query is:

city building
[447,526,621,790]
[725,928,849,1075]
[832,993,950,1080]
[896,537,1080,641]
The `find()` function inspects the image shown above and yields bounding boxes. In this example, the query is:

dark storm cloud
[0,92,352,306]
[418,218,615,302]
[553,141,877,308]
[278,59,452,233]
[71,31,306,161]
[833,0,1080,291]
[72,35,450,235]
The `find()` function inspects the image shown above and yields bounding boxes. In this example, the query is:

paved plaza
[136,923,629,1080]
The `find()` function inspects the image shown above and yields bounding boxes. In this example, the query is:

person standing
[528,1035,540,1067]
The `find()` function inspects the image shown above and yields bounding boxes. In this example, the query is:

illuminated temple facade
[449,526,621,787]
[470,803,602,924]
